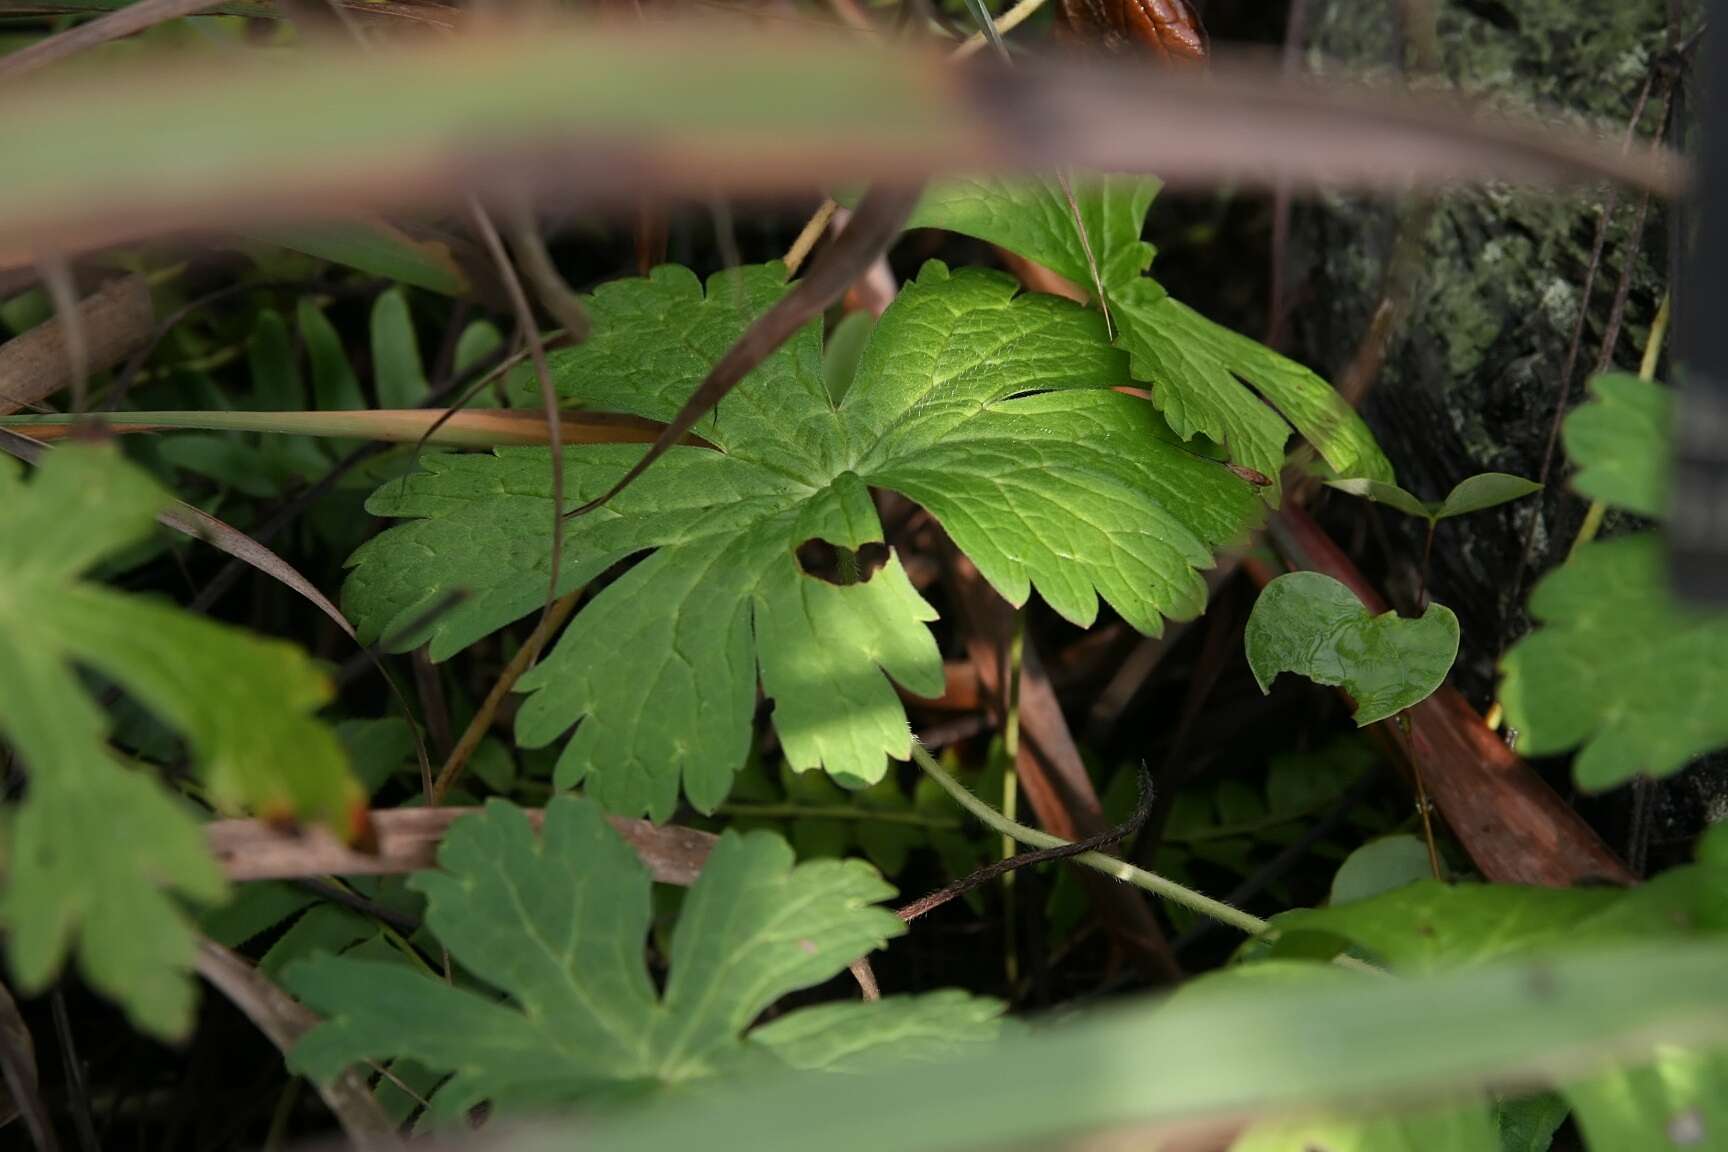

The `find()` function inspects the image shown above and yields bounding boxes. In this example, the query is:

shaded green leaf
[348,262,1259,818]
[299,298,366,413]
[1327,473,1541,523]
[370,287,428,408]
[1499,535,1728,789]
[249,219,470,298]
[1326,476,1433,520]
[1246,572,1459,725]
[1563,372,1669,519]
[0,445,362,1038]
[1435,473,1544,520]
[1329,836,1435,906]
[751,990,1012,1073]
[1496,1093,1568,1152]
[286,797,1002,1116]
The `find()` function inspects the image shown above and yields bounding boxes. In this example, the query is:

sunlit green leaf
[904,177,1392,498]
[346,262,1259,817]
[1499,535,1728,789]
[1563,372,1669,519]
[0,445,361,1038]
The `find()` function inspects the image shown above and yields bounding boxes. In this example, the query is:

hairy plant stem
[908,741,1269,939]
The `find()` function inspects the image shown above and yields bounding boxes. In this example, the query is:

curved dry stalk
[193,938,402,1152]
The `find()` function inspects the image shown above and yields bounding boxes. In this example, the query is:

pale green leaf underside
[1230,1102,1498,1151]
[1566,1050,1728,1151]
[1112,282,1395,502]
[287,798,1002,1115]
[1500,534,1728,789]
[1563,372,1669,520]
[347,262,1259,818]
[573,942,1728,1152]
[1327,835,1435,907]
[0,446,360,1039]
[905,177,1393,496]
[1264,852,1728,1149]
[1245,572,1459,726]
[1327,472,1541,523]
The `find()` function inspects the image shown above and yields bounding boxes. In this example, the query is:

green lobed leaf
[1562,372,1669,519]
[1245,572,1460,726]
[347,261,1260,818]
[903,174,1159,292]
[904,178,1392,497]
[286,796,1004,1116]
[0,445,362,1038]
[751,990,1013,1073]
[1499,534,1728,789]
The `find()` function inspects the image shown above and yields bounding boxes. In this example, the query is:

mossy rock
[1289,0,1682,697]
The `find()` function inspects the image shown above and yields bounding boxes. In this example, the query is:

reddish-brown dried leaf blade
[565,183,921,519]
[1125,0,1206,62]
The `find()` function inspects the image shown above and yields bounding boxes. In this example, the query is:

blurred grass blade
[545,944,1728,1152]
[246,219,471,298]
[0,409,679,447]
[0,25,1683,265]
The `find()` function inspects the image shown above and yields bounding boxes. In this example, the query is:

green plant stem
[999,607,1025,987]
[1639,292,1671,382]
[909,741,1270,939]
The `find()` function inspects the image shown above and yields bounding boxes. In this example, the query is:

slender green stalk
[999,607,1025,986]
[909,741,1270,939]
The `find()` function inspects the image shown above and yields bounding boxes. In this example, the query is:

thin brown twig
[1504,65,1663,632]
[0,0,219,81]
[898,766,1153,923]
[430,589,582,803]
[467,197,568,637]
[207,805,716,884]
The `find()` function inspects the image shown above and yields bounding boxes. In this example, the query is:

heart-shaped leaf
[1245,572,1459,725]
